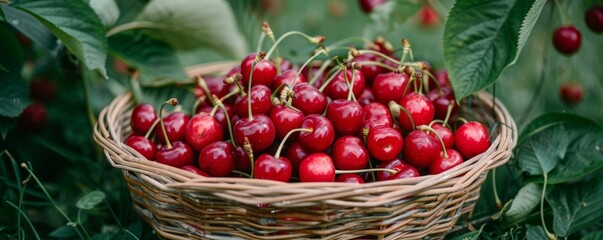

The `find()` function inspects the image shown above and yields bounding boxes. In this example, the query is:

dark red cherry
[430,123,454,149]
[156,141,195,168]
[235,146,252,174]
[560,82,583,105]
[430,149,463,175]
[130,103,157,136]
[234,85,273,117]
[358,88,375,106]
[125,135,156,160]
[336,173,365,183]
[403,130,441,168]
[181,165,211,177]
[332,136,369,170]
[326,99,364,135]
[272,69,307,91]
[398,92,435,131]
[301,63,327,88]
[29,77,57,102]
[359,0,387,14]
[553,25,581,55]
[428,69,451,91]
[240,53,277,87]
[198,141,236,177]
[298,114,335,152]
[299,153,336,182]
[366,126,403,161]
[354,53,386,83]
[155,112,189,144]
[269,105,304,140]
[426,87,457,121]
[254,154,292,182]
[376,158,420,181]
[372,72,412,104]
[291,83,328,115]
[18,103,47,132]
[285,141,311,174]
[184,114,224,151]
[194,76,230,102]
[586,6,603,32]
[233,114,276,152]
[455,121,490,159]
[360,102,393,135]
[325,69,365,100]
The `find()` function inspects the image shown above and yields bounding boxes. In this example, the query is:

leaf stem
[540,172,555,239]
[492,169,502,209]
[5,201,41,240]
[106,21,165,37]
[82,66,97,128]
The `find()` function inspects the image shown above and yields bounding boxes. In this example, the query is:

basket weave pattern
[94,66,517,240]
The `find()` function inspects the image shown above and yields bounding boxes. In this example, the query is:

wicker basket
[93,63,517,240]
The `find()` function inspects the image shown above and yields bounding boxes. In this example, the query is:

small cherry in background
[419,4,439,27]
[18,102,47,132]
[454,121,491,159]
[358,0,387,14]
[552,25,581,55]
[559,82,583,105]
[585,6,603,33]
[29,77,57,103]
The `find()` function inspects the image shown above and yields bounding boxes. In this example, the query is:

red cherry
[180,165,211,177]
[358,0,386,13]
[419,5,439,27]
[455,121,491,159]
[553,25,581,55]
[301,63,327,88]
[184,114,224,151]
[425,87,457,121]
[332,136,369,170]
[559,82,583,105]
[403,130,441,168]
[198,141,236,177]
[235,145,252,174]
[29,78,57,102]
[155,112,189,144]
[398,92,435,131]
[285,141,311,174]
[376,158,420,181]
[366,126,403,161]
[233,114,276,152]
[197,104,235,133]
[354,53,386,83]
[130,103,157,136]
[272,69,307,91]
[125,135,156,160]
[585,6,603,32]
[298,114,335,152]
[326,99,364,135]
[336,173,365,183]
[194,76,231,102]
[291,83,328,115]
[360,102,393,135]
[429,123,454,149]
[430,149,463,174]
[156,141,195,168]
[372,72,411,104]
[325,69,365,100]
[234,85,273,118]
[269,105,304,140]
[18,103,47,132]
[240,53,277,87]
[254,154,292,182]
[358,88,375,106]
[299,153,336,182]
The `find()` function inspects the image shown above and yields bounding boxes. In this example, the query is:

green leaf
[114,0,147,26]
[76,190,106,210]
[0,23,24,77]
[0,116,17,139]
[89,0,119,27]
[12,0,108,77]
[525,225,548,240]
[582,231,603,240]
[140,85,195,115]
[1,4,55,49]
[49,225,78,238]
[449,227,483,240]
[547,178,603,237]
[363,0,422,38]
[504,183,542,224]
[443,0,546,102]
[136,0,247,58]
[108,32,187,85]
[517,113,603,184]
[0,78,29,118]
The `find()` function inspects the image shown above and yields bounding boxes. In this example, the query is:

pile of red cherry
[124,36,491,183]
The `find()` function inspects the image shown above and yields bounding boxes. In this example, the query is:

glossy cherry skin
[291,83,328,115]
[156,141,195,168]
[336,173,365,183]
[272,69,307,91]
[553,25,581,55]
[366,126,403,161]
[130,103,157,136]
[197,104,235,133]
[240,53,277,87]
[360,102,393,135]
[18,103,47,132]
[125,135,156,160]
[285,141,311,174]
[298,114,335,152]
[184,114,224,151]
[181,165,210,177]
[29,77,57,102]
[354,53,386,83]
[326,99,364,135]
[155,112,189,144]
[234,85,273,118]
[299,153,336,182]
[430,149,464,175]
[430,123,454,149]
[376,158,420,181]
[325,69,365,100]
[403,130,441,168]
[586,6,603,32]
[358,88,376,106]
[426,87,457,121]
[269,105,305,140]
[398,92,435,131]
[358,0,386,13]
[233,114,276,152]
[372,72,412,104]
[254,154,292,182]
[332,136,369,170]
[198,141,236,177]
[194,75,230,102]
[560,83,583,105]
[455,121,491,159]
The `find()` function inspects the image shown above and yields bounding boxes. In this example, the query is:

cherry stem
[443,100,456,124]
[274,128,313,159]
[196,76,214,104]
[209,104,219,117]
[143,119,160,139]
[454,117,469,130]
[213,97,236,147]
[309,59,333,85]
[355,61,397,72]
[248,53,265,121]
[394,102,416,131]
[256,32,266,53]
[219,88,241,102]
[159,98,179,149]
[553,0,569,25]
[399,38,414,65]
[233,170,252,178]
[491,168,503,209]
[540,172,555,239]
[319,67,342,92]
[243,137,255,178]
[265,31,324,60]
[356,49,400,65]
[336,168,398,175]
[325,37,371,50]
[346,68,355,101]
[293,46,328,87]
[417,125,449,158]
[423,70,443,95]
